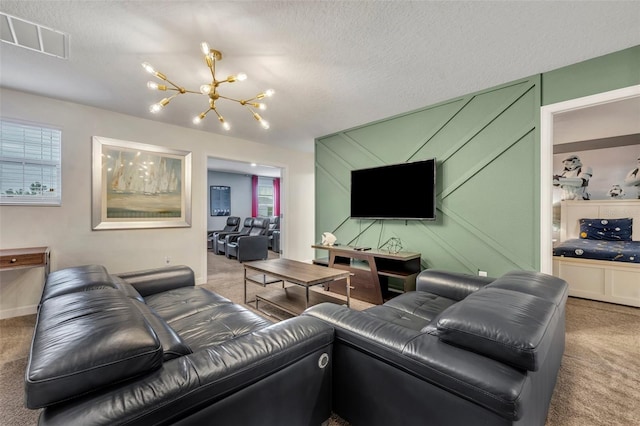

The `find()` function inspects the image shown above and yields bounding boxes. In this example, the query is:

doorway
[539,85,640,273]
[206,157,283,272]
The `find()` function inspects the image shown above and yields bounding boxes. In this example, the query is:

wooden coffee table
[244,258,351,317]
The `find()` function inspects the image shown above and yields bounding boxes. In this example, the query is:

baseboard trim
[0,304,37,320]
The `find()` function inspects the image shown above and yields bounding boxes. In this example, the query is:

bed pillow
[579,218,633,241]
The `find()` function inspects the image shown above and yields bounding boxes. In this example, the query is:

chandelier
[142,42,274,131]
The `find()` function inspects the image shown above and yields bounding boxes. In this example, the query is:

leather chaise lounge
[24,264,333,426]
[303,269,569,426]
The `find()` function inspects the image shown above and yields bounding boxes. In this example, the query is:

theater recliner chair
[225,217,270,262]
[207,216,240,250]
[214,217,253,255]
[267,216,280,250]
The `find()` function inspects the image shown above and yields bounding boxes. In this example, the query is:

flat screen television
[350,158,436,220]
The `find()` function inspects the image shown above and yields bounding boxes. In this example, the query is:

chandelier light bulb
[237,73,247,81]
[200,42,210,54]
[149,103,162,113]
[222,121,231,131]
[257,103,267,110]
[200,84,212,95]
[192,116,202,124]
[142,62,155,74]
[260,120,270,130]
[147,81,159,90]
[265,89,275,97]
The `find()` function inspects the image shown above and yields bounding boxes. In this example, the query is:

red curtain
[251,175,259,217]
[273,178,280,217]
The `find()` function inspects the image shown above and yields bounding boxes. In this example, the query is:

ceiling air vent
[0,12,68,59]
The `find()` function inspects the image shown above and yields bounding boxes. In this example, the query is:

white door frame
[539,84,640,274]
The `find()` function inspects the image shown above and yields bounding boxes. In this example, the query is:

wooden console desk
[0,246,50,279]
[312,245,421,305]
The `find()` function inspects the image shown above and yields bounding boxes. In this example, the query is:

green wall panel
[315,46,634,279]
[316,75,541,277]
[343,100,466,165]
[542,45,640,105]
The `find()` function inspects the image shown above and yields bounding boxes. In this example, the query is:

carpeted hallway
[1,253,638,425]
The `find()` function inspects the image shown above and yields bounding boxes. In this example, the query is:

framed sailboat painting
[92,136,192,230]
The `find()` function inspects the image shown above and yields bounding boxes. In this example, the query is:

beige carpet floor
[1,252,638,425]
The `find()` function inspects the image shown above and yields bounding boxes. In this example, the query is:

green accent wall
[542,45,640,105]
[316,76,541,276]
[315,45,638,277]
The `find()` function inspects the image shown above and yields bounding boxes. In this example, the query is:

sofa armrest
[116,265,194,297]
[416,269,495,300]
[225,233,243,244]
[215,230,240,241]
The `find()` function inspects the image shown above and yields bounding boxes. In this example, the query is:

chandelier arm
[216,95,244,104]
[211,108,224,120]
[157,75,199,95]
[162,84,200,95]
[199,107,213,117]
[159,76,183,91]
[209,56,217,82]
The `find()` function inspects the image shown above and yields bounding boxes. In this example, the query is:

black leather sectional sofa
[25,264,568,426]
[25,265,333,425]
[304,269,569,426]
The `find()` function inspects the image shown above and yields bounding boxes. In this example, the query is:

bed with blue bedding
[552,201,640,307]
[553,238,640,263]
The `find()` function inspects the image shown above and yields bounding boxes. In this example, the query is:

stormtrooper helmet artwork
[562,155,582,171]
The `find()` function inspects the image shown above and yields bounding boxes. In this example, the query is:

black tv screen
[350,159,436,220]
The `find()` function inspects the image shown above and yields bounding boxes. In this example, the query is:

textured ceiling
[0,1,639,153]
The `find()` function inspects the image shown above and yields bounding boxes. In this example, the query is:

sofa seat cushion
[132,300,192,360]
[435,288,557,371]
[166,302,273,351]
[144,286,272,351]
[361,305,431,332]
[144,286,235,323]
[375,291,457,322]
[25,291,163,409]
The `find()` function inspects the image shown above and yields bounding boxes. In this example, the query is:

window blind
[0,119,62,205]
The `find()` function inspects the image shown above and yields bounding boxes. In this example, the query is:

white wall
[0,88,315,318]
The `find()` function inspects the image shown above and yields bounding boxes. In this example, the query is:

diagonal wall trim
[414,222,479,273]
[439,204,533,270]
[316,162,348,194]
[406,97,473,162]
[438,82,536,164]
[339,132,389,166]
[441,125,535,199]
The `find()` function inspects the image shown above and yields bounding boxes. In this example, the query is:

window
[0,119,62,205]
[257,177,274,217]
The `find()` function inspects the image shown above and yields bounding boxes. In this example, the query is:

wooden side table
[0,247,50,279]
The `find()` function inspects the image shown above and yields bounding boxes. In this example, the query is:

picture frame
[92,136,192,230]
[210,185,231,216]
